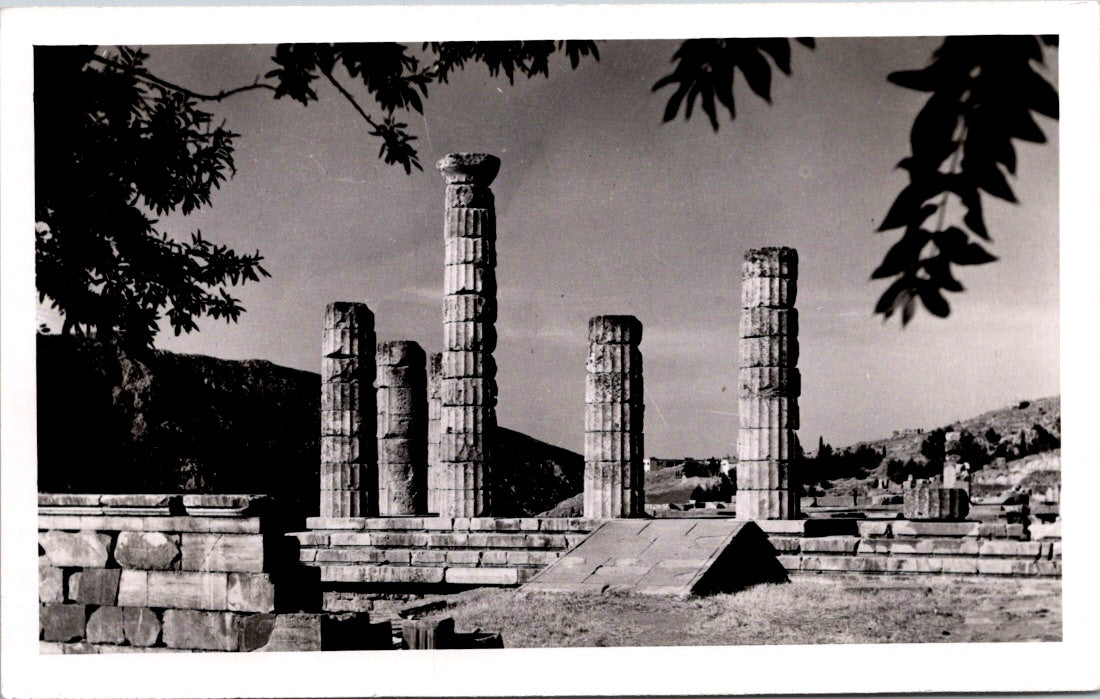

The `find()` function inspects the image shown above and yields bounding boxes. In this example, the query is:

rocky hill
[36,335,581,521]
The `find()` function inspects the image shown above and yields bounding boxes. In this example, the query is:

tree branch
[318,65,379,129]
[89,53,277,101]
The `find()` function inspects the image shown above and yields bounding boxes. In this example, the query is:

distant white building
[719,459,735,476]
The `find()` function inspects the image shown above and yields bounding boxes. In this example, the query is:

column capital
[437,153,500,186]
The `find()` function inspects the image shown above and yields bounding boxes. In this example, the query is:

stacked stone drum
[737,247,800,519]
[376,341,428,515]
[436,153,500,516]
[320,302,376,517]
[584,315,645,518]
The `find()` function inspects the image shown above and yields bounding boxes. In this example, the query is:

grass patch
[424,577,1060,647]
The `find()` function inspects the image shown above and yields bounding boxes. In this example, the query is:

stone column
[320,302,376,517]
[736,248,800,519]
[436,153,499,517]
[376,341,427,515]
[426,352,442,515]
[584,315,645,518]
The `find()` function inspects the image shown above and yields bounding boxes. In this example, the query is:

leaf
[794,38,816,49]
[870,227,931,279]
[756,39,792,75]
[918,282,950,317]
[734,44,772,103]
[953,242,998,266]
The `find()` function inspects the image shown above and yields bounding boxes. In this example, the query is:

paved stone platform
[521,519,787,597]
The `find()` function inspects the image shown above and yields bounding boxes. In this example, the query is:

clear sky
[49,37,1059,457]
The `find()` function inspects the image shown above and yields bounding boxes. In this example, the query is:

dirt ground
[421,575,1061,647]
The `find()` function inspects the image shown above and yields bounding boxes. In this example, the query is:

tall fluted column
[436,153,499,517]
[426,352,442,514]
[737,247,800,519]
[320,302,376,517]
[584,315,645,518]
[376,341,427,515]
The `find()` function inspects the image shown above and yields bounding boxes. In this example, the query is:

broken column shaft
[426,352,442,514]
[320,302,376,517]
[584,315,645,518]
[737,247,800,519]
[436,153,500,517]
[376,341,427,515]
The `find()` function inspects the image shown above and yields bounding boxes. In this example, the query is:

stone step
[780,554,1062,576]
[768,536,1061,559]
[300,547,563,567]
[319,564,537,586]
[304,516,600,533]
[292,530,585,550]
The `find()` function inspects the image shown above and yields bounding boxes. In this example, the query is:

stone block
[446,550,482,565]
[444,206,495,240]
[39,531,112,568]
[70,568,121,606]
[978,522,1007,538]
[584,431,643,462]
[886,557,943,574]
[321,409,367,437]
[320,434,368,463]
[892,521,979,537]
[735,460,790,489]
[320,461,361,490]
[977,558,1036,576]
[85,605,126,644]
[767,536,802,553]
[740,308,798,338]
[903,484,970,520]
[150,516,263,534]
[147,571,229,610]
[435,462,486,491]
[978,540,1042,558]
[741,276,796,308]
[439,431,486,463]
[585,372,642,403]
[743,247,798,278]
[739,336,799,368]
[181,533,265,572]
[411,550,447,565]
[321,381,362,412]
[445,567,519,585]
[1030,522,1062,540]
[481,549,508,565]
[440,350,494,379]
[441,377,495,406]
[122,606,161,646]
[321,356,366,382]
[322,591,374,613]
[117,570,149,606]
[735,489,797,520]
[320,489,369,518]
[585,401,642,433]
[801,537,860,554]
[775,554,801,571]
[114,531,180,570]
[41,603,86,642]
[588,315,642,345]
[940,557,980,574]
[586,343,641,375]
[1006,523,1026,539]
[857,521,892,538]
[320,565,445,584]
[443,321,496,352]
[1036,559,1062,576]
[376,340,425,368]
[228,573,276,613]
[39,559,64,603]
[444,236,494,269]
[738,396,799,429]
[439,405,488,434]
[162,609,241,651]
[738,367,801,398]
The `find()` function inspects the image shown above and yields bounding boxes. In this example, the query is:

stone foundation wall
[37,494,389,653]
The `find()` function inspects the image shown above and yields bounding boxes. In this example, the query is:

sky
[41,37,1060,458]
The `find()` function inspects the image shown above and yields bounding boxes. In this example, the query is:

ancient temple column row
[320,302,377,517]
[427,352,442,515]
[376,341,427,515]
[437,153,500,517]
[584,315,645,518]
[737,247,800,520]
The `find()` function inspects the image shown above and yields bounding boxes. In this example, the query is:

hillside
[36,335,581,520]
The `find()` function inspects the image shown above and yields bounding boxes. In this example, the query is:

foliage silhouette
[650,36,1058,325]
[35,46,270,351]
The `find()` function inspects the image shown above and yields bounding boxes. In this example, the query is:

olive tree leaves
[873,35,1058,324]
[652,38,815,130]
[265,41,600,174]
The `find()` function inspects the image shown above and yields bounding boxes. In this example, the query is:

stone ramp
[522,519,787,597]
